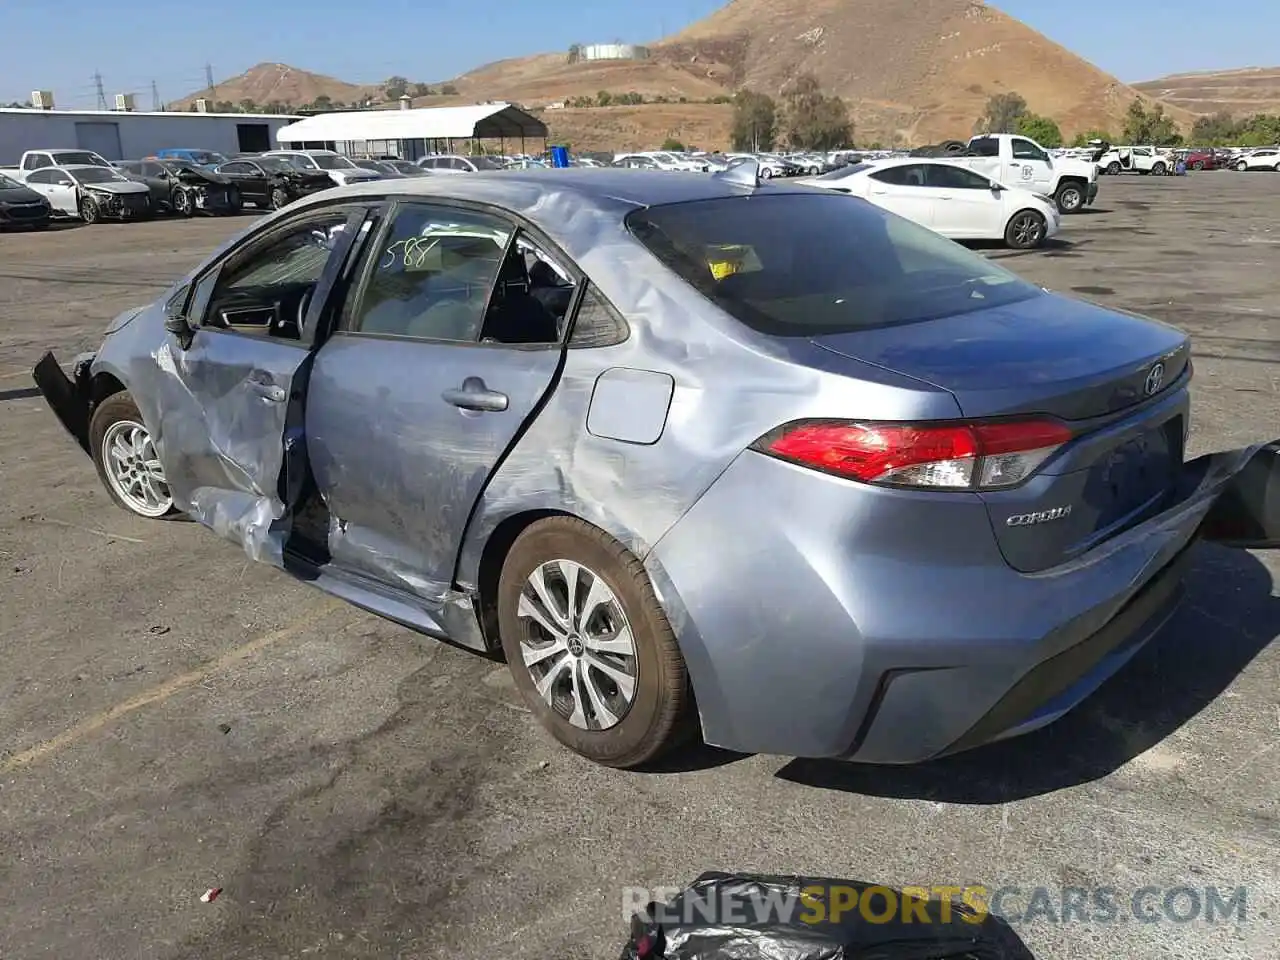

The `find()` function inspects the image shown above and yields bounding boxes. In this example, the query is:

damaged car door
[298,200,568,610]
[150,201,374,563]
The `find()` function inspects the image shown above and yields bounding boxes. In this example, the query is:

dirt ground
[1,173,1277,960]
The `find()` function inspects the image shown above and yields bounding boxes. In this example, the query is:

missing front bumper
[32,351,94,455]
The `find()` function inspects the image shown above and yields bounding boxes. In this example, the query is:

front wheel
[1237,161,1249,172]
[1107,161,1121,175]
[174,187,195,217]
[1005,209,1048,249]
[1054,181,1085,214]
[1152,162,1167,176]
[79,198,99,224]
[497,517,694,769]
[89,392,179,519]
[270,186,289,210]
[1191,160,1205,170]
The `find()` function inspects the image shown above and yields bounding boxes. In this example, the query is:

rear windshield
[54,151,109,167]
[626,193,1042,336]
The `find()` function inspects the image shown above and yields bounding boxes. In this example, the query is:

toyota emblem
[1144,362,1165,396]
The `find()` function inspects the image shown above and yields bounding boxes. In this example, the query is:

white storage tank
[580,43,650,61]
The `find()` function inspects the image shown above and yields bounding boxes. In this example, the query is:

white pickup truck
[915,133,1099,214]
[0,148,113,180]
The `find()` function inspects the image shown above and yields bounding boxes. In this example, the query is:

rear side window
[626,194,1042,336]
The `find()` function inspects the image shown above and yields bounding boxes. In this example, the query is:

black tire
[270,185,289,210]
[497,516,694,768]
[1152,161,1167,176]
[1236,161,1248,172]
[89,391,181,520]
[174,188,196,217]
[1106,161,1121,175]
[1005,209,1047,250]
[1191,160,1204,170]
[1054,181,1085,214]
[79,197,99,224]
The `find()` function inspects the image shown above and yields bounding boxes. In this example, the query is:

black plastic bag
[619,873,1035,960]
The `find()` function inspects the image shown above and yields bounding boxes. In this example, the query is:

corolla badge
[1006,505,1073,527]
[1144,362,1165,396]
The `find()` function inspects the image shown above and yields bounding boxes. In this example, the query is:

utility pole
[151,80,162,111]
[93,71,107,110]
[205,64,216,97]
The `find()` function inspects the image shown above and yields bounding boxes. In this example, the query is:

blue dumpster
[550,145,570,168]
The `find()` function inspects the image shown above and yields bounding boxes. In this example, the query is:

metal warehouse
[0,108,301,165]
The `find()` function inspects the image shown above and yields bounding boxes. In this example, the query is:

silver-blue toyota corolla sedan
[32,166,1280,769]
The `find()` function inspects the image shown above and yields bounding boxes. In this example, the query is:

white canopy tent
[274,102,548,159]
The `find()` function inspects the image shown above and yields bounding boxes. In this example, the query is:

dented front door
[148,203,371,564]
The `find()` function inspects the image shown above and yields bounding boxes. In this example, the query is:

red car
[1183,149,1220,170]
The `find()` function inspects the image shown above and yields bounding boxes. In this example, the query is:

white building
[0,107,301,164]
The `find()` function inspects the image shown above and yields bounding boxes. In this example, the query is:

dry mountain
[183,1,1196,149]
[1133,67,1280,117]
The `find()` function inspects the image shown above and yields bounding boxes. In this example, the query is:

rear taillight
[751,418,1073,490]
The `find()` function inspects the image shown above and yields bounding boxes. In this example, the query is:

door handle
[442,377,508,412]
[246,372,286,403]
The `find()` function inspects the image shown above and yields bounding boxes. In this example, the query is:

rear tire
[1005,209,1047,250]
[89,391,180,520]
[1152,161,1167,176]
[1191,160,1204,170]
[497,516,694,769]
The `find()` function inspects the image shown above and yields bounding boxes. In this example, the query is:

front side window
[1011,138,1048,161]
[200,211,351,339]
[24,170,53,184]
[871,164,927,186]
[968,137,1000,158]
[813,163,871,181]
[348,203,512,342]
[626,193,1041,337]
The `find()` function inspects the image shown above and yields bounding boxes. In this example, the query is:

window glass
[813,163,871,181]
[30,155,52,169]
[968,137,1000,157]
[568,283,629,348]
[924,164,992,189]
[201,211,350,338]
[1011,138,1048,161]
[25,170,52,184]
[350,203,511,341]
[871,165,926,186]
[626,193,1041,337]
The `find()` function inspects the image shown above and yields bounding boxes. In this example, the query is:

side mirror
[990,182,1005,192]
[164,287,195,348]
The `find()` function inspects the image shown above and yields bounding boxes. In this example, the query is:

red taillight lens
[753,418,1073,489]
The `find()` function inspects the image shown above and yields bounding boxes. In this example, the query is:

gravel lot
[1,173,1277,960]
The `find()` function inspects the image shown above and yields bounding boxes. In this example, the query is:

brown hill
[1133,67,1280,117]
[172,62,377,110]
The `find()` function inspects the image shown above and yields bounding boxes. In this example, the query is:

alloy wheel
[1010,212,1045,248]
[516,559,638,731]
[101,419,172,517]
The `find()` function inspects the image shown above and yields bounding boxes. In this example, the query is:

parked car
[798,158,1060,249]
[417,154,507,173]
[153,148,229,167]
[261,150,384,187]
[1234,148,1280,172]
[350,158,429,178]
[1182,149,1221,171]
[115,159,242,216]
[0,170,53,228]
[213,156,334,209]
[30,169,1277,771]
[22,165,151,222]
[1096,145,1175,176]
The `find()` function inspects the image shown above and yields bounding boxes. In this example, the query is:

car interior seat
[906,168,925,186]
[528,259,575,322]
[482,252,559,344]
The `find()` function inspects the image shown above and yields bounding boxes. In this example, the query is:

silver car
[32,167,1280,769]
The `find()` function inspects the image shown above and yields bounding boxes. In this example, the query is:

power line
[92,71,107,110]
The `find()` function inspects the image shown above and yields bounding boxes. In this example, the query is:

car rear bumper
[32,350,95,454]
[648,440,1275,763]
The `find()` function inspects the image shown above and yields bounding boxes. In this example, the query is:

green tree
[383,76,409,100]
[310,94,332,111]
[439,83,459,95]
[975,92,1028,134]
[661,137,686,151]
[1122,99,1180,145]
[596,90,613,106]
[237,98,257,113]
[410,82,432,98]
[780,74,851,150]
[730,90,777,151]
[1015,113,1062,147]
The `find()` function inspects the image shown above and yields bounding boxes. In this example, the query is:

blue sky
[2,0,1275,108]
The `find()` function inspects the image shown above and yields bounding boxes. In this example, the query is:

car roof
[297,168,820,260]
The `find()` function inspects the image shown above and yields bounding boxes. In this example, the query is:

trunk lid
[811,292,1192,572]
